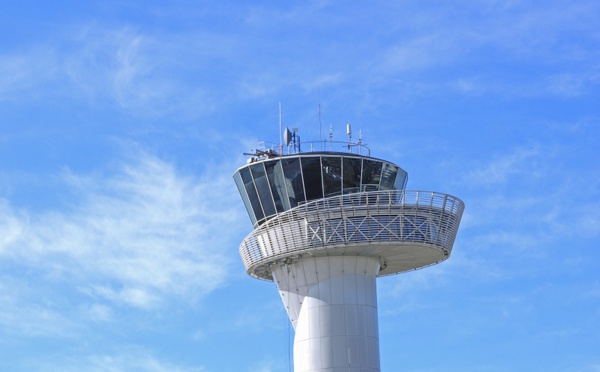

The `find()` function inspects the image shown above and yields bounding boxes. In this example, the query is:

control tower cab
[234,128,464,372]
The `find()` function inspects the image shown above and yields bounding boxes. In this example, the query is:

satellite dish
[284,127,293,146]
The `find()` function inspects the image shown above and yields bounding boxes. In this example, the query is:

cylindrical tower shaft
[272,256,381,372]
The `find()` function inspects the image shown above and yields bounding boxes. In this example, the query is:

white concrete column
[272,256,381,372]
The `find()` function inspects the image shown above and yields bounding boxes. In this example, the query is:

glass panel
[394,168,408,190]
[239,167,264,222]
[250,163,276,217]
[301,156,323,201]
[233,171,257,226]
[362,160,382,191]
[380,162,399,190]
[281,157,306,207]
[342,157,362,194]
[322,157,342,197]
[265,160,290,212]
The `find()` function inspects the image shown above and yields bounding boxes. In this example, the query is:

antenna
[284,127,293,146]
[347,124,352,152]
[329,124,333,151]
[358,129,363,155]
[318,104,323,149]
[279,102,282,154]
[293,128,301,152]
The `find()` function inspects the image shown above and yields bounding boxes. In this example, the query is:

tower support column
[272,256,381,372]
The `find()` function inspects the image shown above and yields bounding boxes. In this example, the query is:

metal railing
[239,190,465,279]
[257,140,371,157]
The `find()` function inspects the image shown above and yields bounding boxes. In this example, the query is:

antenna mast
[329,124,333,151]
[318,104,323,150]
[358,129,363,155]
[347,124,352,152]
[279,102,282,154]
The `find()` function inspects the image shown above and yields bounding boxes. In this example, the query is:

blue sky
[1,1,599,371]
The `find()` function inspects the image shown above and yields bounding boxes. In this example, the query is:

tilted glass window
[394,168,408,190]
[265,160,289,212]
[342,157,362,194]
[362,160,382,191]
[250,163,276,217]
[234,154,407,227]
[322,156,342,197]
[301,156,323,202]
[281,157,306,208]
[239,167,264,222]
[380,162,399,190]
[233,172,257,226]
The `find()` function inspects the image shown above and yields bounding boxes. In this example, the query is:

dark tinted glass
[250,163,276,217]
[343,157,362,194]
[322,157,342,197]
[281,157,306,207]
[239,167,264,222]
[301,157,323,201]
[380,162,399,190]
[362,160,382,190]
[265,160,289,212]
[233,172,257,225]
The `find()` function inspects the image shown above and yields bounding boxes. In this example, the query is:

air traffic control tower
[234,127,464,372]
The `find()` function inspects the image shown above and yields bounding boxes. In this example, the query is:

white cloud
[65,26,219,118]
[246,356,286,372]
[459,135,600,239]
[33,348,206,372]
[380,33,460,73]
[5,1,596,116]
[546,69,600,97]
[0,25,227,118]
[464,145,541,186]
[0,277,79,338]
[0,152,240,333]
[85,303,113,323]
[0,201,24,252]
[0,47,59,101]
[380,266,447,299]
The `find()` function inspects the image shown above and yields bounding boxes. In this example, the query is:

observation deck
[234,139,464,281]
[239,190,463,280]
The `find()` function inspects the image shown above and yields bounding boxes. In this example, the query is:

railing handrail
[257,139,371,157]
[239,189,465,280]
[254,190,463,228]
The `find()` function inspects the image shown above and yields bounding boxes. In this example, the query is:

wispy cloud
[379,33,461,73]
[545,69,600,97]
[5,1,596,117]
[0,148,243,337]
[0,47,59,101]
[0,277,79,338]
[246,356,286,372]
[32,347,206,372]
[66,26,221,118]
[464,145,541,186]
[0,25,232,118]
